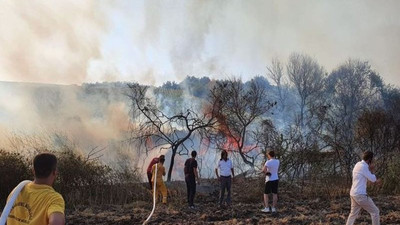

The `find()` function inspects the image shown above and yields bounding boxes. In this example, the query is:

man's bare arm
[49,212,65,225]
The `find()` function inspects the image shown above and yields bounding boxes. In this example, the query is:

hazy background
[0,0,399,179]
[0,0,399,86]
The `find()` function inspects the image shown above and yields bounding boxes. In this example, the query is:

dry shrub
[233,177,264,203]
[0,132,145,208]
[381,156,400,194]
[54,149,112,206]
[304,175,349,200]
[0,150,31,208]
[55,149,146,207]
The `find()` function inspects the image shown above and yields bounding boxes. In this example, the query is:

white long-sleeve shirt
[350,160,377,196]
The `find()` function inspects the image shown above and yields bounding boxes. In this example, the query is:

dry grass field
[66,179,400,225]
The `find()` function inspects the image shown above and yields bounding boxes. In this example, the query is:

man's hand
[368,162,376,173]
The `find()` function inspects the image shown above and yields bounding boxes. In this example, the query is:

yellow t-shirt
[7,182,65,225]
[151,163,165,183]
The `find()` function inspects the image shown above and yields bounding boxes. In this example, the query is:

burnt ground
[66,179,400,225]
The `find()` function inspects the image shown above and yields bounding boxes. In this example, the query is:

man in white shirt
[346,151,381,225]
[261,150,280,213]
[215,150,234,207]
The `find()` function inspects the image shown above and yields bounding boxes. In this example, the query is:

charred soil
[66,178,400,225]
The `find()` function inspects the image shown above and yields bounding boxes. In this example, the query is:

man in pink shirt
[146,155,165,189]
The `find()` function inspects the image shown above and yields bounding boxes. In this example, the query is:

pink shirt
[147,158,159,173]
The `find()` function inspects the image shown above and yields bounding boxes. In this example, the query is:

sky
[0,0,399,87]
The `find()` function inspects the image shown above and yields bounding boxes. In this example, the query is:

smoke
[0,0,399,179]
[0,82,131,151]
[2,1,399,86]
[104,0,399,86]
[0,0,107,84]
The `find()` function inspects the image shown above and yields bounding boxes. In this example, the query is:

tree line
[127,53,400,193]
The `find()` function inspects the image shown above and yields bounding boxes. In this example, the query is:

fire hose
[2,167,160,225]
[0,180,31,225]
[143,163,157,225]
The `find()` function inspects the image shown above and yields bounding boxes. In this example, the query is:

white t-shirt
[217,159,233,177]
[350,160,377,196]
[264,158,280,181]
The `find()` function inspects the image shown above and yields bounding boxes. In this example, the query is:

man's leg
[264,181,271,208]
[226,176,232,205]
[272,194,278,208]
[360,196,380,225]
[188,177,196,206]
[219,177,226,205]
[185,178,190,205]
[154,183,160,202]
[272,180,278,209]
[147,172,153,189]
[263,194,269,208]
[160,182,167,204]
[191,178,196,206]
[346,196,362,225]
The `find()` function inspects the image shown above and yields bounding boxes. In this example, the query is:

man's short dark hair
[220,150,228,161]
[191,151,197,158]
[268,150,275,158]
[33,153,57,179]
[159,155,165,163]
[362,151,374,162]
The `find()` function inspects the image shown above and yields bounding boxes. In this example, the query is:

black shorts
[264,180,279,194]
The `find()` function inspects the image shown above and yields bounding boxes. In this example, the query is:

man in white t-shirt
[261,150,280,213]
[215,150,234,207]
[346,151,381,225]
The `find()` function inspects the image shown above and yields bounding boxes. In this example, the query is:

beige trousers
[346,195,380,225]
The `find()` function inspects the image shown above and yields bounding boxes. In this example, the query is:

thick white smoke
[0,0,399,86]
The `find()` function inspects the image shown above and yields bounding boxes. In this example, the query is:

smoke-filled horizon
[0,0,399,87]
[0,80,225,180]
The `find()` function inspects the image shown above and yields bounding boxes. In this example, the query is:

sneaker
[261,207,270,213]
[271,207,276,213]
[190,205,195,209]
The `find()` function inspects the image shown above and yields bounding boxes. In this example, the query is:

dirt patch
[66,179,400,224]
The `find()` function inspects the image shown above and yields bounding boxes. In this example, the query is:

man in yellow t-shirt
[151,155,167,204]
[7,153,65,225]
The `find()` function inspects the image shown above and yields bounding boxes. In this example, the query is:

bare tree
[324,59,382,180]
[287,53,325,127]
[208,78,276,167]
[254,119,279,161]
[356,110,400,176]
[267,58,289,112]
[126,83,217,181]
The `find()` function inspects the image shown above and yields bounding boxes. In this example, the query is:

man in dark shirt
[184,151,199,208]
[146,155,165,189]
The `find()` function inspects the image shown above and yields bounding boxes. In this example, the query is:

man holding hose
[151,155,167,204]
[6,153,65,225]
